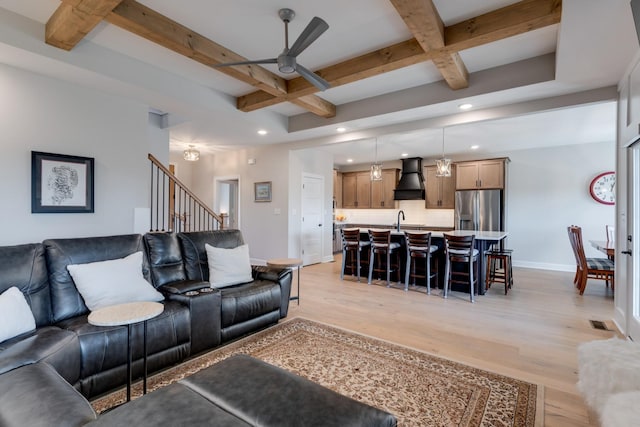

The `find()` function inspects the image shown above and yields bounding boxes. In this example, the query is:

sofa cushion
[66,251,164,311]
[44,234,150,323]
[143,232,187,287]
[178,230,245,281]
[0,362,97,427]
[0,243,52,327]
[205,243,253,288]
[0,287,36,343]
[56,300,191,398]
[220,280,281,328]
[0,326,81,385]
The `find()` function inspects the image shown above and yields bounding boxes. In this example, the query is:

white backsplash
[336,200,454,227]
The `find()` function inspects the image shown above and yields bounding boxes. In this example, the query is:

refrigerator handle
[474,191,479,231]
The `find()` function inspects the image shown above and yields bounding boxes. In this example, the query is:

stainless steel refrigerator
[454,190,503,231]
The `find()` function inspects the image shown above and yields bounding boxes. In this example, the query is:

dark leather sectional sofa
[0,230,291,416]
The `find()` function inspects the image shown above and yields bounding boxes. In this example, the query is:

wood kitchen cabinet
[333,169,342,208]
[342,171,370,208]
[342,169,398,209]
[455,159,506,190]
[370,169,399,209]
[424,165,456,208]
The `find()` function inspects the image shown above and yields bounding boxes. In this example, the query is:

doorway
[301,174,324,266]
[214,177,240,229]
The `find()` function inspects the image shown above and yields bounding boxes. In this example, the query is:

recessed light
[459,103,473,110]
[257,129,268,135]
[336,127,346,133]
[401,153,409,157]
[346,158,353,163]
[470,145,479,150]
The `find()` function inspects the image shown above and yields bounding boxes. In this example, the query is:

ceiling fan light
[183,145,200,161]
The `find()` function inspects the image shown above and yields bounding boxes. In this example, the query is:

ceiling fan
[215,8,330,91]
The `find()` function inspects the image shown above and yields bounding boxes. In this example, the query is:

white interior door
[214,177,240,229]
[301,174,324,266]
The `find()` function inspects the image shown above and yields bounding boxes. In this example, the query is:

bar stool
[368,229,401,287]
[340,228,370,282]
[485,249,513,294]
[443,234,479,303]
[404,231,438,294]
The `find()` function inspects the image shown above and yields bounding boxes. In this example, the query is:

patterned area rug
[92,317,542,426]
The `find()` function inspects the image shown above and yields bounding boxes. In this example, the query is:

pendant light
[435,128,451,177]
[370,138,383,181]
[183,145,200,161]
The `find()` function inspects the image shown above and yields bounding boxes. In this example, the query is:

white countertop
[359,228,508,240]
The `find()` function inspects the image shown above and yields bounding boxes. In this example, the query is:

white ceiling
[0,0,637,166]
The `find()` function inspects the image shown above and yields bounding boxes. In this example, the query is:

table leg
[143,320,148,394]
[126,324,132,402]
[297,266,300,305]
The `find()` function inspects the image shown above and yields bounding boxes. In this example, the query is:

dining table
[590,240,615,261]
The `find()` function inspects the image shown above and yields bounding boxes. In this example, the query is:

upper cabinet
[371,169,399,209]
[342,169,399,209]
[425,165,456,209]
[455,159,506,190]
[333,169,342,209]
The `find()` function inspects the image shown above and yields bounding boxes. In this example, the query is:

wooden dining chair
[567,225,615,295]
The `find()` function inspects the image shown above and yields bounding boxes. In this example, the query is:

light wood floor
[287,256,618,426]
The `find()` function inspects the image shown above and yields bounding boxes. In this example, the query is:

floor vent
[589,320,610,331]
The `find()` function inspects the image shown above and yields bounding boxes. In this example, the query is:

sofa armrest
[252,266,292,319]
[159,280,210,295]
[160,282,222,355]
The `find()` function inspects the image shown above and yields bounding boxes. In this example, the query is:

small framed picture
[31,151,95,213]
[254,181,272,202]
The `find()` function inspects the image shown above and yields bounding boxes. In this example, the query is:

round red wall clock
[589,171,615,205]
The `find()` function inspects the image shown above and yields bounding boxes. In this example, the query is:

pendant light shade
[435,128,451,177]
[183,145,200,161]
[370,138,383,181]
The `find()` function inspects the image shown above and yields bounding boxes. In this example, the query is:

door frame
[213,175,241,230]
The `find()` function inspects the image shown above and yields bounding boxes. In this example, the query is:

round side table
[266,258,303,305]
[88,301,164,401]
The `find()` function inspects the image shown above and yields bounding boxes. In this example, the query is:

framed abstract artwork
[254,181,272,202]
[31,151,95,213]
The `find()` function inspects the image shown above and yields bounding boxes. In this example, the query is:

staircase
[148,154,223,232]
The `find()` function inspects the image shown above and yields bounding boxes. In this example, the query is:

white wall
[0,63,154,245]
[506,142,615,270]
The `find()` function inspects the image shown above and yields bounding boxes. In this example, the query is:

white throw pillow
[205,243,253,288]
[0,286,36,343]
[67,251,164,311]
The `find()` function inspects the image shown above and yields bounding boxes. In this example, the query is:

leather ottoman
[95,354,397,426]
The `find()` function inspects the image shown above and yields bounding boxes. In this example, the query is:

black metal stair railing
[148,153,223,232]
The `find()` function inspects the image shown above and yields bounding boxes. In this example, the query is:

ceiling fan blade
[215,58,277,67]
[288,16,329,57]
[296,64,330,91]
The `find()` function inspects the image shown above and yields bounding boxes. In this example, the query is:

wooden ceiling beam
[389,0,469,90]
[46,0,125,50]
[103,0,335,117]
[238,0,561,113]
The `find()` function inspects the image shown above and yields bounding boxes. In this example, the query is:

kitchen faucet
[397,210,405,232]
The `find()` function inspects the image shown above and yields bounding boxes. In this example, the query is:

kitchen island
[352,227,508,295]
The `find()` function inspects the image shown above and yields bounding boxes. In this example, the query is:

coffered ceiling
[0,0,637,164]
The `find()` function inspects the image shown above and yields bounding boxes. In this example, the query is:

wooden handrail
[148,153,224,229]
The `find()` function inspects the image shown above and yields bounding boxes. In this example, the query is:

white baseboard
[512,260,575,272]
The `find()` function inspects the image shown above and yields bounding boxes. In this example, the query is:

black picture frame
[31,151,95,213]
